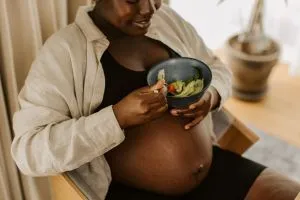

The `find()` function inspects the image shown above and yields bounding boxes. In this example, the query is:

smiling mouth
[132,20,151,29]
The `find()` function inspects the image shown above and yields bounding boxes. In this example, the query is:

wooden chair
[50,108,259,200]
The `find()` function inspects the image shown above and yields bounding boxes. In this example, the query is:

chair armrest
[50,173,87,200]
[213,107,260,155]
[50,171,100,200]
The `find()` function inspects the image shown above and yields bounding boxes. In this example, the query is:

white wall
[169,0,300,75]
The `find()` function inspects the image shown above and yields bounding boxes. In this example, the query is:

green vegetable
[174,79,203,97]
[157,69,165,81]
[190,79,204,95]
[156,68,204,97]
[173,80,185,93]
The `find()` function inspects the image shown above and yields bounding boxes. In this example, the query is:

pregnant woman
[11,0,300,200]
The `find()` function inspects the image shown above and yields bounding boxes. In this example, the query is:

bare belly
[105,113,213,195]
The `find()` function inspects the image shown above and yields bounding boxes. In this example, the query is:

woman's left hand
[170,88,219,130]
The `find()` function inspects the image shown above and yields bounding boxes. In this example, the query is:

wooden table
[224,63,300,148]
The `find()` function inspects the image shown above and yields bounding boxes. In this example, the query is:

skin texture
[91,0,300,198]
[245,169,300,200]
[90,0,161,38]
[105,113,213,195]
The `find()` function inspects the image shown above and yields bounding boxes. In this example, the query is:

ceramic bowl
[147,57,212,108]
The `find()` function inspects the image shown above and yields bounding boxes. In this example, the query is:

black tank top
[95,46,179,112]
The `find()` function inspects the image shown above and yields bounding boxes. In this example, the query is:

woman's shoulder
[157,4,180,17]
[33,23,88,68]
[41,23,86,54]
[153,4,197,44]
[154,4,196,37]
[155,4,188,27]
[30,23,88,75]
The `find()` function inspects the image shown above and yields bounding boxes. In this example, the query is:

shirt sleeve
[11,37,125,177]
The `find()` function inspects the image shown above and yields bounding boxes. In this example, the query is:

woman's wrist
[207,86,221,111]
[112,104,127,129]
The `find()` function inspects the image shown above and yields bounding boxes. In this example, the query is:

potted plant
[219,0,286,101]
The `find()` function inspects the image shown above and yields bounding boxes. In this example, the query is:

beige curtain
[0,0,87,200]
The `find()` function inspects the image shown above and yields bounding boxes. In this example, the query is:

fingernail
[185,126,189,130]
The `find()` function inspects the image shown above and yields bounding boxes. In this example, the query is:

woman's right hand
[112,80,168,129]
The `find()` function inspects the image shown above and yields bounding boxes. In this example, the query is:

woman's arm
[184,21,232,110]
[11,39,125,177]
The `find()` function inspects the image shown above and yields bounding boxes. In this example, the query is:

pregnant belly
[105,113,213,195]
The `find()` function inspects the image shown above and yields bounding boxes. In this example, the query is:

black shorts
[105,146,266,200]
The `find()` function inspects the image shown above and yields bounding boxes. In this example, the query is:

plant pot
[224,34,281,101]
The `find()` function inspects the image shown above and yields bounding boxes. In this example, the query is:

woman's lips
[133,20,151,29]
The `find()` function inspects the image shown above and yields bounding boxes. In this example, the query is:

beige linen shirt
[11,4,232,200]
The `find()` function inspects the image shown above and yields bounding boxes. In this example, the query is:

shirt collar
[75,5,108,42]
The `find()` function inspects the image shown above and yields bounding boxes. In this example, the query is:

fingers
[140,80,165,94]
[188,92,211,109]
[142,91,167,105]
[168,92,212,130]
[147,103,168,119]
[182,111,204,118]
[170,106,200,116]
[189,99,206,110]
[148,101,167,110]
[151,79,166,91]
[156,104,168,113]
[149,95,168,114]
[170,92,212,116]
[170,108,186,116]
[139,92,167,115]
[184,116,204,130]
